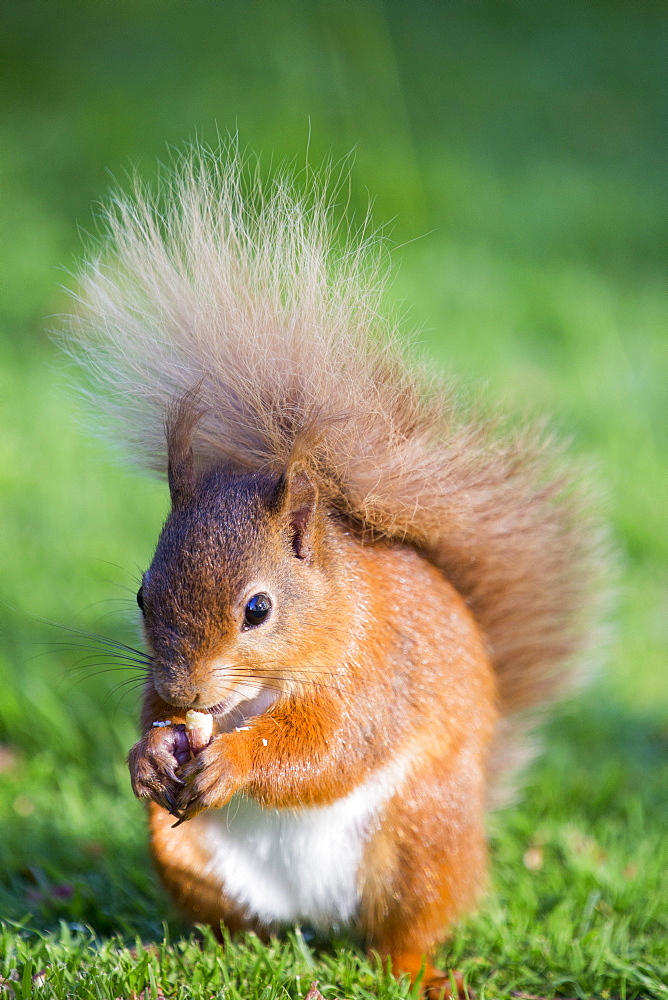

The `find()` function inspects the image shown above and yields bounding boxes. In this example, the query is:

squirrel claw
[165,766,186,787]
[163,789,181,816]
[173,738,236,817]
[169,786,211,824]
[128,725,190,813]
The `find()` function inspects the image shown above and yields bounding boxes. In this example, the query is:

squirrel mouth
[195,701,228,716]
[190,687,278,732]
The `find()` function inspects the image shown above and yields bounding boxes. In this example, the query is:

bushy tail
[64,148,608,798]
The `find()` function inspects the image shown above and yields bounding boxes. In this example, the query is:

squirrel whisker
[61,657,152,680]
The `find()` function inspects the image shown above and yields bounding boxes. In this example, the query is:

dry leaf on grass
[0,970,19,999]
[304,983,326,1000]
[0,746,19,774]
[511,993,577,1000]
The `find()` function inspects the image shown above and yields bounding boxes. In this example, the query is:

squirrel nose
[153,673,198,708]
[189,691,211,709]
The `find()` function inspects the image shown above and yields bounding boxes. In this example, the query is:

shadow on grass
[0,804,183,940]
[527,691,668,824]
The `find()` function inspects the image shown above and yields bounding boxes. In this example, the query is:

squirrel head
[137,406,347,714]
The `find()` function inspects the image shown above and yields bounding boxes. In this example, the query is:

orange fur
[63,149,608,991]
[132,521,496,982]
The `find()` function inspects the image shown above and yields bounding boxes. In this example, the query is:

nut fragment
[184,710,213,752]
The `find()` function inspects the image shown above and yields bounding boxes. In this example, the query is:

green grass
[1,1,667,997]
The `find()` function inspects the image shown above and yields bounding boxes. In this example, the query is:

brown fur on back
[64,147,608,797]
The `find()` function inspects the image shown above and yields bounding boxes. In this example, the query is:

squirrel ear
[275,465,319,562]
[168,444,195,510]
[165,391,204,509]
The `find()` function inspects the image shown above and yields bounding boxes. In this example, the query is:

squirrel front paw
[128,723,191,818]
[174,736,238,821]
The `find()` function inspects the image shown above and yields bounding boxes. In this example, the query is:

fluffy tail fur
[65,148,608,797]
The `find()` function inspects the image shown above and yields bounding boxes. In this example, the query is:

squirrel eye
[243,593,272,629]
[136,585,144,612]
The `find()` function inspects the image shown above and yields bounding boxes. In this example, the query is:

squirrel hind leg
[358,746,487,998]
[383,955,469,999]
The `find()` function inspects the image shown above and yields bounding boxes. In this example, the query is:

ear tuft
[275,465,319,561]
[165,388,206,509]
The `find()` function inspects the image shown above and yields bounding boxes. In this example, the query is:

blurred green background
[1,0,666,992]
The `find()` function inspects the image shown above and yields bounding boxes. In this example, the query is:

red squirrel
[66,151,605,996]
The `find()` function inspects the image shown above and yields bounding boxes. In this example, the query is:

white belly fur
[195,753,412,930]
